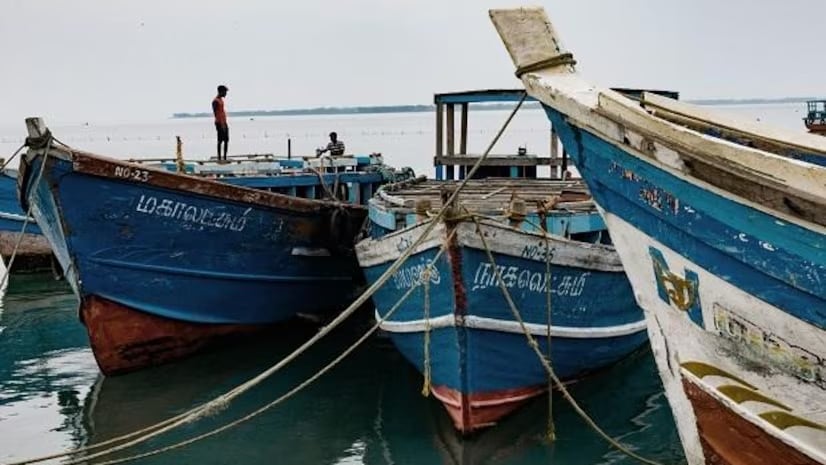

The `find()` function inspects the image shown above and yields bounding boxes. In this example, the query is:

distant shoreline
[172,97,819,119]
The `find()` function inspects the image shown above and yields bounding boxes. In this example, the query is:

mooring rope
[7,93,528,465]
[0,140,52,290]
[77,231,455,465]
[470,215,668,465]
[421,267,432,397]
[542,220,555,441]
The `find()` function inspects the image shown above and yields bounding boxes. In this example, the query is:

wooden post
[435,103,444,157]
[562,147,569,176]
[550,127,559,179]
[25,117,47,139]
[446,104,455,156]
[460,103,468,155]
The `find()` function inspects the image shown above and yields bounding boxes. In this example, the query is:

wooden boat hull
[0,171,54,273]
[356,220,647,433]
[19,143,367,374]
[491,8,826,463]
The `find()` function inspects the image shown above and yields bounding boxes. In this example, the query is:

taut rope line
[7,93,527,465]
[470,215,668,465]
[81,231,455,465]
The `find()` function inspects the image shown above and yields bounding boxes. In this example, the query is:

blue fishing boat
[355,90,647,432]
[492,7,826,464]
[804,99,826,135]
[18,117,410,375]
[0,169,53,273]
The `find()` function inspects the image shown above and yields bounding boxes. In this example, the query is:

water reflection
[0,274,684,464]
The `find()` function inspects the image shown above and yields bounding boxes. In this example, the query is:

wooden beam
[446,104,455,156]
[435,103,444,157]
[460,103,469,155]
[550,127,559,178]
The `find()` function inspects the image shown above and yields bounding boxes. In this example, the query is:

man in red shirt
[212,85,229,162]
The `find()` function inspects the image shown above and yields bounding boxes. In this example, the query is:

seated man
[318,132,345,156]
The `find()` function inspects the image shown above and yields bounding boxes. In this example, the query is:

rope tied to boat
[514,52,576,78]
[421,265,432,397]
[61,230,457,465]
[7,94,529,465]
[469,214,669,465]
[0,138,53,289]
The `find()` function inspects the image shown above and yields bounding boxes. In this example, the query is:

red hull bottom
[682,378,819,465]
[431,384,545,433]
[81,295,262,376]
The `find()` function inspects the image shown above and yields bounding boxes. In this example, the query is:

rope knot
[25,129,53,150]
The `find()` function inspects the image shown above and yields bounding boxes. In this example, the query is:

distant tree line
[172,102,542,119]
[172,97,819,119]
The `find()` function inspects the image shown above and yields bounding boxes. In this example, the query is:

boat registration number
[113,166,150,182]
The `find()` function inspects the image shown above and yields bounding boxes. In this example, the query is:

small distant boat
[355,90,647,433]
[19,117,411,375]
[0,169,54,273]
[804,100,826,135]
[491,7,826,464]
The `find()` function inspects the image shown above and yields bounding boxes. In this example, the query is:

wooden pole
[550,127,559,179]
[25,117,47,138]
[460,103,469,155]
[435,103,444,157]
[446,104,455,156]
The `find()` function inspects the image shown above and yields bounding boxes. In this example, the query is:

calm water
[0,274,682,465]
[0,102,806,464]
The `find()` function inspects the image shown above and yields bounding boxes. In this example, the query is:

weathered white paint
[375,309,647,339]
[0,211,35,223]
[490,6,826,236]
[490,7,826,464]
[355,220,447,268]
[604,211,826,464]
[356,218,623,273]
[290,247,331,257]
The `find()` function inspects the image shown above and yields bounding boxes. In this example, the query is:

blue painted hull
[543,107,826,326]
[357,221,646,431]
[0,170,53,273]
[19,148,371,373]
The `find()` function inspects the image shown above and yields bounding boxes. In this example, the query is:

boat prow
[490,7,826,465]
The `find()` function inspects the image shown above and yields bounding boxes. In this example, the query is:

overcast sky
[2,0,824,124]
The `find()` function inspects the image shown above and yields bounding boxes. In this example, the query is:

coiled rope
[7,93,528,465]
[470,215,668,465]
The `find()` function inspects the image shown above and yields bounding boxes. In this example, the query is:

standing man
[212,85,229,162]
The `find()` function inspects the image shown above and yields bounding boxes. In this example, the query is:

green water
[0,274,685,464]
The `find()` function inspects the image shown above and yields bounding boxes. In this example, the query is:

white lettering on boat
[470,262,589,296]
[135,194,248,232]
[113,166,150,182]
[392,260,441,290]
[520,243,555,261]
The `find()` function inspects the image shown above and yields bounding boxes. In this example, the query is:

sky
[2,0,825,124]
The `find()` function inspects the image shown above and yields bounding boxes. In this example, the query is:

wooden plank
[460,102,469,155]
[435,103,444,157]
[551,127,559,178]
[641,91,826,157]
[434,155,560,166]
[446,104,455,156]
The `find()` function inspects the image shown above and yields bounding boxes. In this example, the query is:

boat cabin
[433,89,565,181]
[804,99,826,134]
[432,88,679,181]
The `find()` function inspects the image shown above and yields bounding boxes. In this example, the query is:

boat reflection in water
[1,276,682,464]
